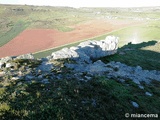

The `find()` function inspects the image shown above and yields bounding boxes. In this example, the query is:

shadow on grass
[101,40,160,70]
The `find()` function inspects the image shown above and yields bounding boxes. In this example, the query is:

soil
[0,19,141,58]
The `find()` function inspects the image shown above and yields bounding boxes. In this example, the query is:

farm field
[33,20,160,58]
[1,5,160,58]
[0,4,160,120]
[0,19,140,58]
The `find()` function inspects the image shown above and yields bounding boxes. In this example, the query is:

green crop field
[1,4,160,50]
[0,21,29,46]
[0,4,160,120]
[33,21,160,58]
[0,4,92,48]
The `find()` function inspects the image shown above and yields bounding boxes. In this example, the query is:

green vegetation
[100,41,160,71]
[91,21,160,47]
[1,4,160,49]
[0,5,160,119]
[0,21,29,47]
[33,21,160,65]
[92,21,160,71]
[33,40,85,58]
[0,4,91,47]
[0,73,160,119]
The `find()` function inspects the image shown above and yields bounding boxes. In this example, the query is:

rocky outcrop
[0,54,34,68]
[15,53,34,59]
[65,60,160,84]
[0,36,160,87]
[51,36,119,63]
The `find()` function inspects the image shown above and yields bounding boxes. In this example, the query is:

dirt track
[0,19,140,58]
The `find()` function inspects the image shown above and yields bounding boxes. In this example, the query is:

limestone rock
[5,62,16,68]
[41,79,50,84]
[0,56,12,63]
[145,92,153,96]
[131,101,139,108]
[0,71,5,77]
[50,36,119,62]
[16,53,34,59]
[25,75,35,80]
[37,62,53,72]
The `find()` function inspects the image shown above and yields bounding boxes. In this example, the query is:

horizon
[0,0,160,8]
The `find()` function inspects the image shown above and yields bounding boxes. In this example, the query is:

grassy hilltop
[0,4,160,120]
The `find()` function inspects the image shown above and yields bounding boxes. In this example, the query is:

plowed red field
[0,19,140,58]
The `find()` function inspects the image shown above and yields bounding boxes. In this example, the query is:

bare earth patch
[0,19,141,58]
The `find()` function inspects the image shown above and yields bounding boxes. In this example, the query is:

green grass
[33,41,84,58]
[0,72,160,119]
[100,40,160,71]
[91,21,160,47]
[0,5,160,119]
[0,21,29,47]
[0,4,92,47]
[95,21,160,71]
[91,21,160,71]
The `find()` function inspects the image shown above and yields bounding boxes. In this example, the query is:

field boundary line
[33,22,147,55]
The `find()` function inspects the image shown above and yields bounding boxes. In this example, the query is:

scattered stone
[0,62,5,68]
[66,59,160,84]
[56,75,62,80]
[5,63,15,68]
[41,79,50,84]
[145,92,153,96]
[16,53,34,59]
[25,75,35,80]
[136,66,142,70]
[18,71,23,76]
[38,75,43,79]
[118,78,125,83]
[11,77,20,80]
[113,65,119,71]
[131,101,139,108]
[138,85,144,89]
[133,80,141,85]
[84,76,92,80]
[0,71,5,76]
[37,62,53,72]
[17,82,23,86]
[0,56,12,63]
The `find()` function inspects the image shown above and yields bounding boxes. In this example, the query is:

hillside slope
[0,36,160,119]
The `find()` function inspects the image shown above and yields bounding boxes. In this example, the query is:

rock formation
[0,36,160,87]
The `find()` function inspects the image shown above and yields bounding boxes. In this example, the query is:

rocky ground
[1,36,159,84]
[1,36,159,97]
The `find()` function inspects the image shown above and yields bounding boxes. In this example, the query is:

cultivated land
[0,4,160,120]
[0,19,140,58]
[0,4,157,58]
